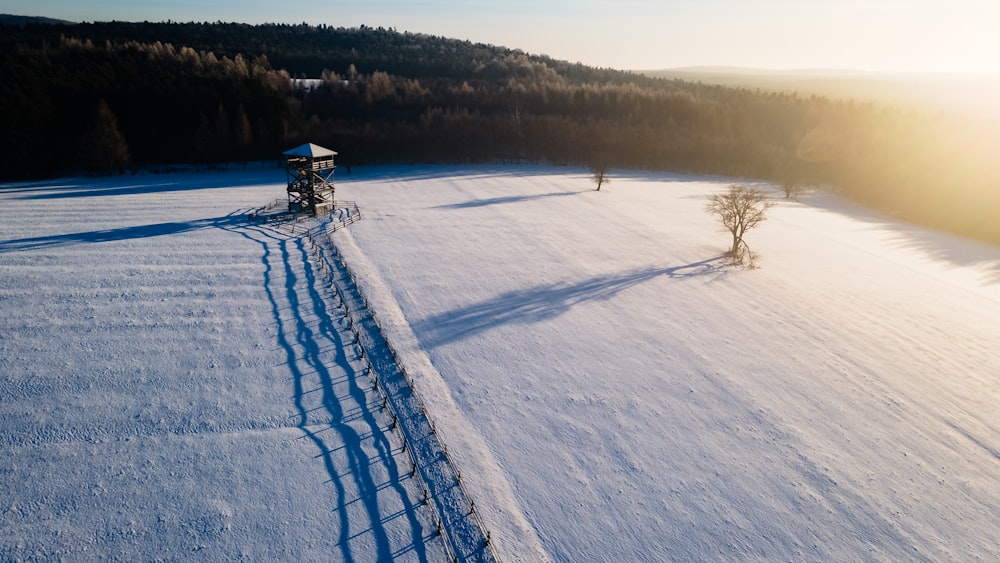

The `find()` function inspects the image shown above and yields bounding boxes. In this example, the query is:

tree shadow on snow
[801,193,1000,285]
[335,163,733,186]
[414,255,728,348]
[334,164,578,185]
[0,213,248,253]
[432,191,582,210]
[3,168,281,199]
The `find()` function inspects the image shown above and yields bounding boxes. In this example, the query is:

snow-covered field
[332,166,1000,561]
[2,164,999,561]
[0,169,448,561]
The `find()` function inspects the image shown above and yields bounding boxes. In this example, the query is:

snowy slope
[332,165,1000,561]
[3,164,999,562]
[0,169,447,561]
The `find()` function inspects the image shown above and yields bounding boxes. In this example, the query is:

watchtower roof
[282,143,338,158]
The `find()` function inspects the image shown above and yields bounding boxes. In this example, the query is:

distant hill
[642,67,1000,118]
[0,14,74,26]
[0,19,651,85]
[2,20,998,245]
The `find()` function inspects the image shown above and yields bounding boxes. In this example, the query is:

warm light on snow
[2,165,999,561]
[333,165,1000,561]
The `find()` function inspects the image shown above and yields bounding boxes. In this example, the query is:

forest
[1,20,997,245]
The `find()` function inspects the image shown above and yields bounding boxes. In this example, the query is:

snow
[0,168,448,561]
[330,165,1000,561]
[3,164,1000,561]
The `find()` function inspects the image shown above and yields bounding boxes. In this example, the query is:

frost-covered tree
[706,184,774,264]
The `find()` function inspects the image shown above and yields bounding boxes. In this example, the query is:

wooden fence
[294,222,499,563]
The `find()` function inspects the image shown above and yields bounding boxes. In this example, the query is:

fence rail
[325,201,363,233]
[249,200,363,230]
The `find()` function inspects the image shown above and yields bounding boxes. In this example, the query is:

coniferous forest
[2,20,998,245]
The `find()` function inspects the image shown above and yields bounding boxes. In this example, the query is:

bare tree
[779,178,805,200]
[706,184,774,264]
[590,162,609,191]
[591,165,609,191]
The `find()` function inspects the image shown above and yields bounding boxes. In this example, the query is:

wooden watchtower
[282,143,337,215]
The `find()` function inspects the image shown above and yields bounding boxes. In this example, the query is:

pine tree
[80,99,130,176]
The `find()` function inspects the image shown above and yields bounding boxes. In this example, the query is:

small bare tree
[706,184,774,265]
[779,178,805,200]
[590,162,609,191]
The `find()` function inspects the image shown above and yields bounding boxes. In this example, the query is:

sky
[5,0,1000,74]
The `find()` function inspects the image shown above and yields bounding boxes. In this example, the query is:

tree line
[1,21,997,245]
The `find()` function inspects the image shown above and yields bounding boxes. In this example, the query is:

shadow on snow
[227,223,433,563]
[432,191,582,210]
[800,193,1000,285]
[414,255,728,348]
[0,214,247,253]
[2,168,281,199]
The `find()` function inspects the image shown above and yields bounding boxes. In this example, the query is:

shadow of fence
[227,221,440,562]
[299,222,498,563]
